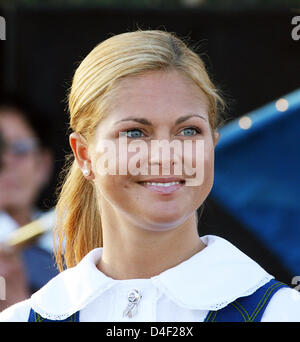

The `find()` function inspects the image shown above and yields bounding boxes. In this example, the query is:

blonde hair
[54,29,225,271]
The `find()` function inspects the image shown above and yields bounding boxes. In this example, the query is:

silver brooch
[123,289,142,318]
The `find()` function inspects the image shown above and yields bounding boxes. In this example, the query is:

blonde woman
[1,30,299,322]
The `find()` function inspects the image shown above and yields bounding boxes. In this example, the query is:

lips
[137,178,185,194]
[138,177,185,183]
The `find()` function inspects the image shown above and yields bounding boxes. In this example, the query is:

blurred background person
[0,93,59,311]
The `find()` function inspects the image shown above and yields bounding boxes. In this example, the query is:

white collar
[30,235,273,320]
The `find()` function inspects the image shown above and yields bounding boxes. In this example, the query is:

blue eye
[121,129,145,138]
[179,127,201,136]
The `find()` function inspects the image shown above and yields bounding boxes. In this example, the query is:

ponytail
[54,156,102,271]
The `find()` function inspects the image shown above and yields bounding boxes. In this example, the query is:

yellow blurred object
[4,209,55,249]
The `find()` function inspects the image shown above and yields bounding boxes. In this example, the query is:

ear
[69,132,95,180]
[213,132,220,147]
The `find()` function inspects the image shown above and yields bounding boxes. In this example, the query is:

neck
[97,207,206,280]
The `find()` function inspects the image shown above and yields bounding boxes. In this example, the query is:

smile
[138,180,185,194]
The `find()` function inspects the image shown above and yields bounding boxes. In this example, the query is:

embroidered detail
[30,281,116,321]
[231,301,250,321]
[190,275,273,312]
[205,310,217,322]
[28,309,80,322]
[249,281,285,321]
[204,279,288,322]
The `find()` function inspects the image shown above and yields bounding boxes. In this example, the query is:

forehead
[103,69,209,124]
[0,110,35,140]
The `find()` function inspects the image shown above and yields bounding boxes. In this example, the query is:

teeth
[142,181,181,187]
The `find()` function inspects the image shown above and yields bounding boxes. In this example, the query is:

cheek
[93,139,148,180]
[187,146,214,209]
[15,158,37,185]
[94,173,132,209]
[182,139,214,184]
[4,158,40,205]
[21,158,43,192]
[95,173,117,196]
[203,144,215,191]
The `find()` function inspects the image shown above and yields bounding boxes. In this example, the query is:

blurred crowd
[0,94,58,311]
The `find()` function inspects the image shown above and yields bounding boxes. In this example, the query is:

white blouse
[1,235,300,322]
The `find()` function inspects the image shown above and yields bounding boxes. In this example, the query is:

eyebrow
[114,114,207,126]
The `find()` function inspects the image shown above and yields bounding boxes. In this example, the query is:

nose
[148,139,183,177]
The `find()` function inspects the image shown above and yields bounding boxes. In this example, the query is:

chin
[140,211,190,232]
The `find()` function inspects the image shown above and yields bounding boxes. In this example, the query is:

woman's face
[0,111,51,211]
[88,70,219,232]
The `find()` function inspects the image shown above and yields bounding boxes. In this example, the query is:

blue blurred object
[211,89,300,276]
[22,246,59,293]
